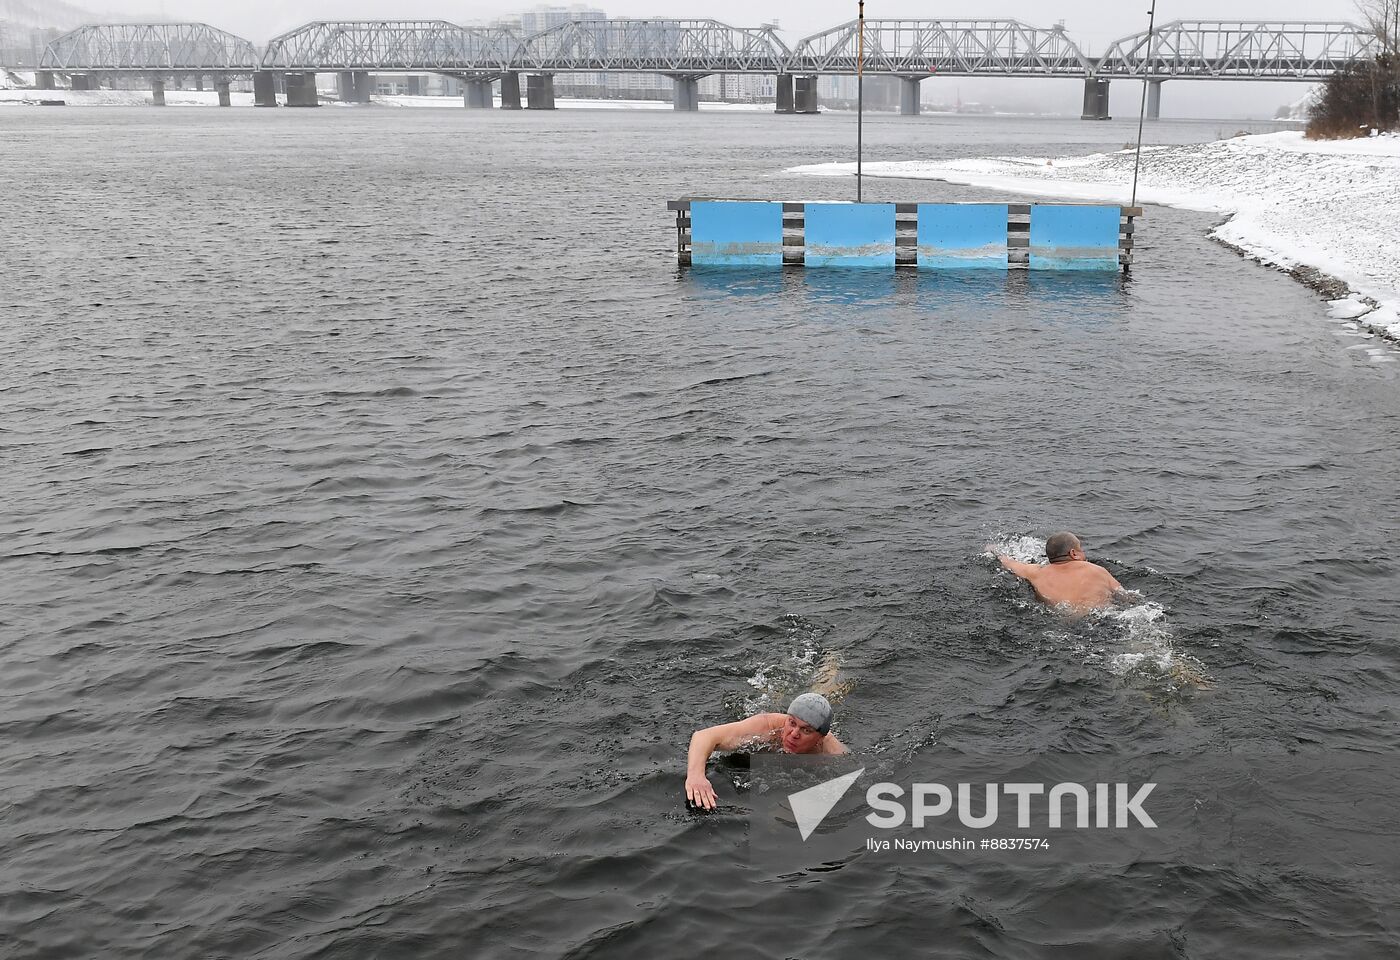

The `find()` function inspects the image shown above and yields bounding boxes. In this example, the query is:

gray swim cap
[787,693,833,735]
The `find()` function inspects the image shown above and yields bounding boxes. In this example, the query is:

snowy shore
[0,88,771,112]
[789,131,1400,341]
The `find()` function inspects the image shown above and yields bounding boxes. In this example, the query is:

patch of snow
[0,89,771,112]
[787,130,1400,342]
[0,88,256,107]
[1327,296,1373,319]
[371,94,772,111]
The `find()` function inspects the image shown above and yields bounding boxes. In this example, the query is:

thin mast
[857,2,865,202]
[1130,0,1158,208]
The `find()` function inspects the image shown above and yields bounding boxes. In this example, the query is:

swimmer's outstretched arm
[685,713,785,810]
[992,551,1041,581]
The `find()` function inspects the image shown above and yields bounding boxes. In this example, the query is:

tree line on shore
[1308,0,1400,138]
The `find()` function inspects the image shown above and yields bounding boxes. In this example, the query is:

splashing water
[741,614,849,715]
[984,532,1048,564]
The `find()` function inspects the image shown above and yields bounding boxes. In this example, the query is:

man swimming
[993,531,1128,615]
[684,693,847,811]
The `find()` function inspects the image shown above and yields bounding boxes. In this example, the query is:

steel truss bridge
[29,17,1381,115]
[39,22,259,75]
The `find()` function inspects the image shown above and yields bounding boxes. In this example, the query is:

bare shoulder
[1093,562,1124,588]
[822,733,848,755]
[737,713,787,736]
[709,712,786,750]
[752,713,791,740]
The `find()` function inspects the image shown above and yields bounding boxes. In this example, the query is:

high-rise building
[698,73,777,103]
[519,4,604,34]
[519,5,609,98]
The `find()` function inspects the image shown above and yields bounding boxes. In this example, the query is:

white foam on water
[984,532,1047,564]
[1084,601,1208,687]
[742,614,825,715]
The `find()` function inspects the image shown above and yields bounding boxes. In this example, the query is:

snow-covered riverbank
[789,131,1400,341]
[0,88,257,107]
[0,88,771,111]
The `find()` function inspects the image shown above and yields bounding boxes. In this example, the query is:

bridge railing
[1094,19,1379,79]
[40,22,259,72]
[785,19,1091,77]
[260,20,520,72]
[36,16,1387,83]
[514,19,790,74]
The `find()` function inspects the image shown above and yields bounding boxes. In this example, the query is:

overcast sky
[74,0,1372,117]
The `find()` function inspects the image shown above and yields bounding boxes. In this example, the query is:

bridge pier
[35,70,54,90]
[216,80,231,106]
[195,77,204,91]
[151,79,166,106]
[70,73,99,91]
[795,75,819,114]
[286,72,320,107]
[775,73,794,113]
[500,72,522,109]
[899,76,921,116]
[672,76,699,111]
[464,79,493,108]
[1147,79,1163,121]
[253,71,277,107]
[526,73,555,109]
[1080,77,1110,120]
[337,71,372,103]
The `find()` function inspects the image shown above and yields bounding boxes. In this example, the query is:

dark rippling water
[2,106,1398,959]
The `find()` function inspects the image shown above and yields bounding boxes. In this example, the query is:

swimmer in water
[684,693,846,811]
[992,531,1129,616]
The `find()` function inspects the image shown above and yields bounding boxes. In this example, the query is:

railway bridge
[27,17,1379,118]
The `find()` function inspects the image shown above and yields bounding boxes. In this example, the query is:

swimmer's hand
[686,773,718,811]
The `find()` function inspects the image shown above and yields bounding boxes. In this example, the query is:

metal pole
[1130,0,1157,208]
[857,1,865,202]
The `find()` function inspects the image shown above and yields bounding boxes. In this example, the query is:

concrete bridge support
[1080,77,1110,120]
[286,72,320,107]
[899,76,921,116]
[775,73,794,113]
[500,72,522,109]
[253,71,277,107]
[35,70,54,90]
[70,73,98,91]
[216,80,231,106]
[151,79,165,106]
[195,77,204,91]
[672,76,699,111]
[337,71,372,103]
[526,73,555,109]
[1147,79,1163,120]
[464,79,493,108]
[795,75,819,114]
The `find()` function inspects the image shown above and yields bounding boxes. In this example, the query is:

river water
[2,106,1398,958]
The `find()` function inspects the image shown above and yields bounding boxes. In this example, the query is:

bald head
[1045,532,1082,562]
